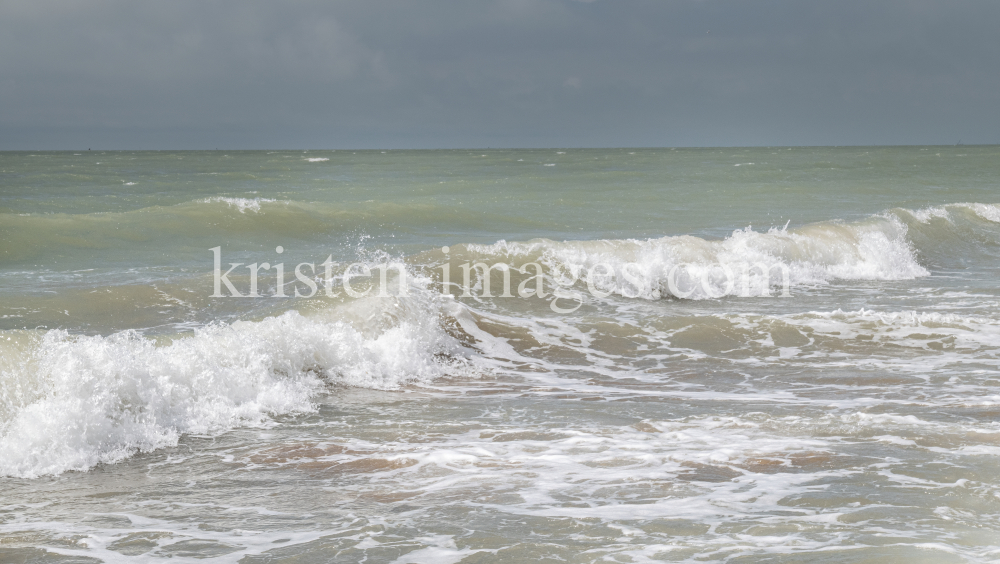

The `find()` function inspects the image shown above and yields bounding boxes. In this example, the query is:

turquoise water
[2,146,1000,562]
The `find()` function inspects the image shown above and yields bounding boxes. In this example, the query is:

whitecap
[200,197,277,213]
[0,289,475,478]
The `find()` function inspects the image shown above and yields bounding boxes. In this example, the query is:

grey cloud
[1,0,998,148]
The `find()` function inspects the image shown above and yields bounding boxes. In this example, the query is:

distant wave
[452,203,1000,300]
[0,197,445,264]
[901,202,1000,224]
[3,200,999,293]
[463,216,925,300]
[200,196,277,213]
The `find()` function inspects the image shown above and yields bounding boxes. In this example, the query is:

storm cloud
[2,0,998,148]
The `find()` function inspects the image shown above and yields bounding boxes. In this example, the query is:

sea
[2,146,1000,562]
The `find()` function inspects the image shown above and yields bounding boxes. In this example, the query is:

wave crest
[465,215,927,300]
[0,292,471,478]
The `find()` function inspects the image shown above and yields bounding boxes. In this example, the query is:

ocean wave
[199,196,277,213]
[464,214,928,300]
[0,197,455,265]
[0,198,327,264]
[0,290,473,478]
[903,202,1000,224]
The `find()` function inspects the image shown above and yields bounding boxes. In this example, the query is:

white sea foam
[960,202,1000,223]
[0,511,335,563]
[200,197,277,213]
[904,202,1000,224]
[468,214,927,300]
[728,308,1000,352]
[908,206,952,223]
[305,157,329,162]
[0,292,472,478]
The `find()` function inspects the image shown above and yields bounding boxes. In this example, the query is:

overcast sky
[2,0,998,149]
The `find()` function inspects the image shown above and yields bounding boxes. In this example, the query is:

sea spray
[462,213,928,300]
[0,290,473,478]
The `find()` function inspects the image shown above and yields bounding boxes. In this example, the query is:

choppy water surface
[2,147,1000,562]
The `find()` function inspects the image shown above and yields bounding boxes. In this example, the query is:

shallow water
[2,147,1000,562]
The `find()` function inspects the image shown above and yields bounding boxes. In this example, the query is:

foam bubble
[0,293,472,478]
[958,203,1000,223]
[468,214,928,300]
[903,202,1000,224]
[908,206,951,223]
[200,197,277,213]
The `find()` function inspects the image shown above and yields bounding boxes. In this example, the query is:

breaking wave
[463,213,935,300]
[0,290,474,478]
